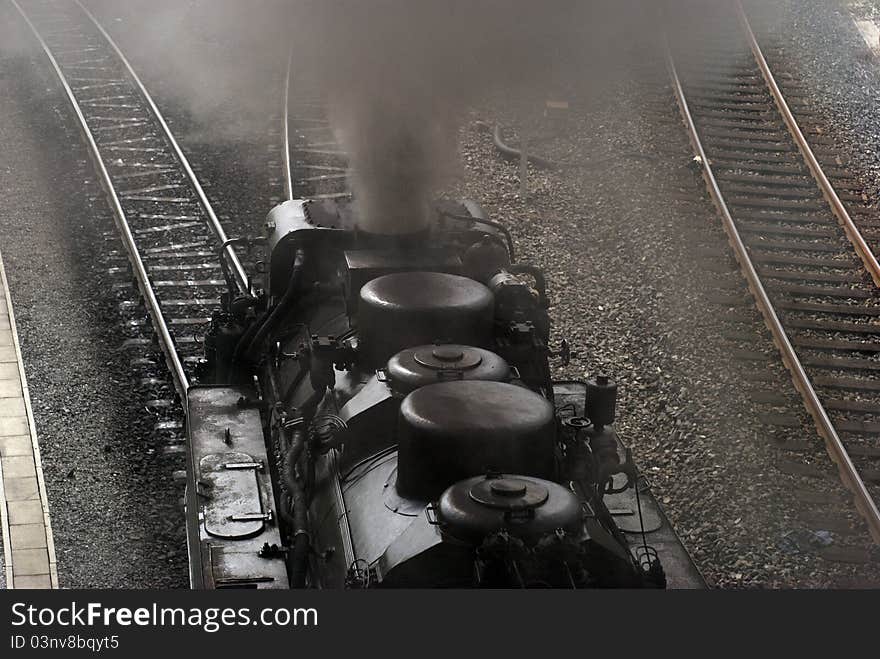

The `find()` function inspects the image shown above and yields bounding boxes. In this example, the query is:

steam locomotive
[185,197,703,589]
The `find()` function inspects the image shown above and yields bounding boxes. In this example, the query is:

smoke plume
[294,0,592,234]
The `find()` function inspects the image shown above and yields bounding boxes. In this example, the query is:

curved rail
[10,0,190,397]
[734,0,880,288]
[664,34,880,542]
[74,0,250,297]
[282,47,295,202]
[281,75,350,202]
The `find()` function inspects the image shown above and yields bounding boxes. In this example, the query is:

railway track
[11,0,252,460]
[666,0,880,544]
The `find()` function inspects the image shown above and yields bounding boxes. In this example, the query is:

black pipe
[437,208,516,262]
[233,247,306,367]
[280,386,326,588]
[282,426,310,588]
[476,120,658,171]
[492,124,560,171]
[218,237,250,298]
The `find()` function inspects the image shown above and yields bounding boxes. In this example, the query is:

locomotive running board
[185,386,289,589]
[553,382,706,588]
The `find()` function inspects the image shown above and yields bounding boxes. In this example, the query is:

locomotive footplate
[186,386,290,589]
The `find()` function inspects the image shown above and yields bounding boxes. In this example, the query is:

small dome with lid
[385,344,510,394]
[436,474,582,544]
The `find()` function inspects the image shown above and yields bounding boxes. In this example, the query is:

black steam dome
[395,380,555,500]
[358,272,494,367]
[436,474,582,545]
[385,344,510,395]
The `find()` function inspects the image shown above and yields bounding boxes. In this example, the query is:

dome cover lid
[436,474,582,544]
[385,344,510,394]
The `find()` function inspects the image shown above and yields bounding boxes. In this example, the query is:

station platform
[0,250,57,589]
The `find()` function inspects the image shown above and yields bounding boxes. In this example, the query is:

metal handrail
[11,0,190,396]
[74,0,252,297]
[282,47,294,202]
[664,35,880,543]
[736,0,880,288]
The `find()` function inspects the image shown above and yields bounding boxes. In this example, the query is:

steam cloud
[295,0,592,234]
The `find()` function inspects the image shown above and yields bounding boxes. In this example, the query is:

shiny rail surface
[282,68,350,202]
[11,0,189,396]
[11,0,251,402]
[282,47,295,202]
[665,0,880,543]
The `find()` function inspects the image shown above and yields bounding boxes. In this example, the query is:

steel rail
[282,47,294,201]
[664,37,880,544]
[10,0,190,397]
[735,0,880,288]
[74,0,251,297]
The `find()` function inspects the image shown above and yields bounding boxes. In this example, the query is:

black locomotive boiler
[185,197,704,589]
